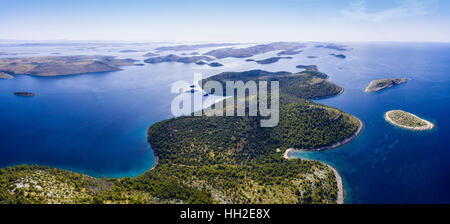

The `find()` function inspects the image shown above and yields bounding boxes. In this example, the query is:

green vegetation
[144,54,214,64]
[251,57,293,64]
[204,42,305,59]
[296,65,318,71]
[0,69,358,204]
[202,69,343,99]
[329,53,346,59]
[385,110,434,131]
[277,49,303,56]
[13,92,36,97]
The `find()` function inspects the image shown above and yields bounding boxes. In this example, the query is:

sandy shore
[384,111,434,131]
[284,148,344,204]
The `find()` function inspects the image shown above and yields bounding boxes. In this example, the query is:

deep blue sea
[0,42,449,203]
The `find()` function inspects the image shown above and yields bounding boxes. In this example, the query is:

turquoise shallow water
[0,42,449,203]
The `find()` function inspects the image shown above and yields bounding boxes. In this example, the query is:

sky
[1,0,450,42]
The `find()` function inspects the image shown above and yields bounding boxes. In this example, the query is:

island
[330,53,346,59]
[143,52,159,57]
[144,54,214,64]
[364,78,407,92]
[384,110,434,131]
[155,43,239,51]
[207,62,223,67]
[315,43,348,51]
[296,65,318,71]
[277,49,303,56]
[250,57,293,65]
[204,42,306,59]
[0,72,13,79]
[0,55,138,76]
[13,92,36,97]
[119,50,140,53]
[195,61,207,65]
[0,68,360,204]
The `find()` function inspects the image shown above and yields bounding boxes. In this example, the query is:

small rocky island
[385,110,434,131]
[365,78,407,92]
[0,72,13,79]
[14,92,36,97]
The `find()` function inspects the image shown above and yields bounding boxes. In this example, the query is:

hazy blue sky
[1,0,449,42]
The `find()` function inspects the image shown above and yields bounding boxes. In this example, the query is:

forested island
[330,53,346,59]
[119,50,140,53]
[0,55,138,76]
[248,57,293,64]
[13,92,36,97]
[204,42,305,59]
[365,78,407,92]
[143,52,159,57]
[316,44,348,51]
[0,67,361,204]
[144,54,214,64]
[208,62,223,67]
[277,49,303,56]
[385,110,434,131]
[155,43,239,51]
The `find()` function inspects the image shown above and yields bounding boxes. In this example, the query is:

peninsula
[365,78,407,92]
[384,110,434,131]
[0,55,138,76]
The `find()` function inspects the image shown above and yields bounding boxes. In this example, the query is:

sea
[0,41,449,203]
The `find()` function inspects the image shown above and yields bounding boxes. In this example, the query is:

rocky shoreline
[283,150,345,204]
[286,118,363,152]
[384,110,434,131]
